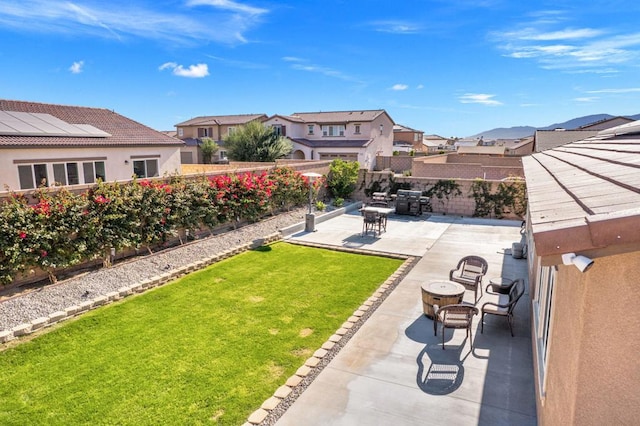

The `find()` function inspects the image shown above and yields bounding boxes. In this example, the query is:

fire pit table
[421,281,466,319]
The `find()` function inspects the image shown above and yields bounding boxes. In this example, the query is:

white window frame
[354,124,361,134]
[16,159,107,189]
[198,127,209,137]
[228,127,236,136]
[307,124,314,135]
[219,150,227,160]
[52,162,80,186]
[533,264,556,399]
[178,128,184,137]
[17,163,48,189]
[132,158,159,178]
[321,125,345,137]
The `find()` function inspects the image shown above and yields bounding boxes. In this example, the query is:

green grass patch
[0,242,403,425]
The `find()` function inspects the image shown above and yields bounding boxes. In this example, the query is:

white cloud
[69,60,84,74]
[0,0,268,45]
[586,87,640,94]
[416,84,424,89]
[369,20,422,34]
[492,14,640,71]
[391,84,408,91]
[574,97,598,103]
[159,62,209,78]
[186,0,267,16]
[459,93,502,106]
[284,57,363,84]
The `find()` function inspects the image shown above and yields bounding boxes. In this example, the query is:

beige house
[534,116,634,152]
[393,124,424,153]
[522,120,640,425]
[175,114,268,163]
[264,110,395,170]
[0,100,183,191]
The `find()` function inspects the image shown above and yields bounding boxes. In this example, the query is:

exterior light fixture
[561,253,594,273]
[302,172,322,232]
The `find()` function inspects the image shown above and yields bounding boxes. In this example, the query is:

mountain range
[469,113,640,139]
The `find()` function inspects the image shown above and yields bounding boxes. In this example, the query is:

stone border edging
[0,232,284,345]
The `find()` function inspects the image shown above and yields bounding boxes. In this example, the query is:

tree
[224,121,292,162]
[327,159,359,199]
[200,137,219,164]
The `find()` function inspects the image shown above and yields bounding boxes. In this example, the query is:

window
[414,133,420,142]
[17,160,106,189]
[133,159,159,178]
[197,127,209,137]
[272,125,283,136]
[321,125,345,137]
[307,124,314,135]
[354,124,361,134]
[53,162,80,186]
[228,127,236,136]
[18,164,48,189]
[533,264,556,397]
[219,150,227,160]
[178,128,184,137]
[83,161,106,183]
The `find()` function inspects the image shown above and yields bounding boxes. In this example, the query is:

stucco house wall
[1,146,181,191]
[532,250,640,426]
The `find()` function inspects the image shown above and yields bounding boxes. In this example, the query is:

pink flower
[40,250,48,257]
[19,231,27,239]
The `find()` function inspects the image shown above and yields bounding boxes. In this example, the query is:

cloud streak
[459,93,502,106]
[282,57,363,84]
[0,0,268,45]
[368,20,422,34]
[492,11,640,71]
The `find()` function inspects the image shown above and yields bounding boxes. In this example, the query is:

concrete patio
[277,210,536,425]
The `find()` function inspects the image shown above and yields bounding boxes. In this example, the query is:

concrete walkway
[277,211,536,425]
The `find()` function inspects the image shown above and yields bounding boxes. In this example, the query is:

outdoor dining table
[359,206,395,232]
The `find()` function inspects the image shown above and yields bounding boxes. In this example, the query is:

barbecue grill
[395,189,430,216]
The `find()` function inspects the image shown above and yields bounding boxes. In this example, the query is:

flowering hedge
[0,167,314,285]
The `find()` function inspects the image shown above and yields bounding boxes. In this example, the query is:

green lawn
[0,242,403,425]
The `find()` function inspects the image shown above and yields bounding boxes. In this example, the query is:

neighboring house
[393,124,424,152]
[521,120,640,425]
[457,137,534,156]
[174,114,268,163]
[0,100,183,191]
[264,110,395,170]
[423,134,454,154]
[534,116,634,152]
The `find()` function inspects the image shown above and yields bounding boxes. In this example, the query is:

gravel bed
[0,208,306,333]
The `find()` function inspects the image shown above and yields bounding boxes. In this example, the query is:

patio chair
[449,255,488,302]
[362,210,381,236]
[481,279,525,336]
[433,303,479,350]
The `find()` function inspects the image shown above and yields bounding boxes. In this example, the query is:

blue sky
[0,0,639,137]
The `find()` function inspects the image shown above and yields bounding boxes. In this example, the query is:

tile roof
[175,114,267,126]
[291,110,389,124]
[393,124,422,132]
[0,99,183,148]
[290,138,372,148]
[523,121,640,258]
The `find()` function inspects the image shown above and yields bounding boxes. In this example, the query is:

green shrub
[327,159,359,199]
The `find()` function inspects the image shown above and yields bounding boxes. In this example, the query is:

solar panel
[0,111,111,137]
